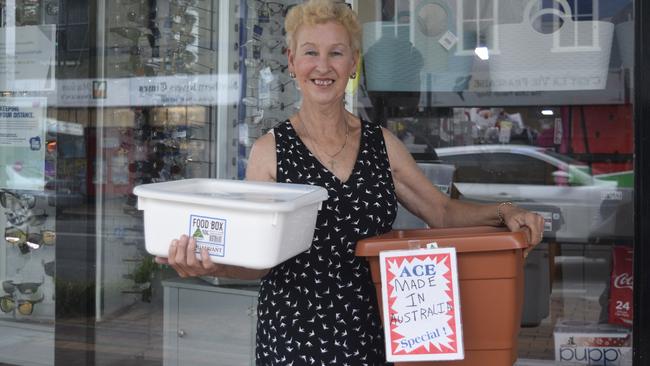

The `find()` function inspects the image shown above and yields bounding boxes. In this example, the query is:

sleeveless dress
[255,119,397,365]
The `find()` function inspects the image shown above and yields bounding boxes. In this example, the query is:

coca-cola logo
[614,273,634,289]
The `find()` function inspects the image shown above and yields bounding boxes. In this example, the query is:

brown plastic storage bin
[356,226,528,366]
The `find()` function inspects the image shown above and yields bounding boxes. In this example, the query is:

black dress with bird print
[255,119,397,365]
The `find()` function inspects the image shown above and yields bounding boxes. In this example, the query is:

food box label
[189,215,226,257]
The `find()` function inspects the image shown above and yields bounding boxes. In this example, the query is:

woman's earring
[349,72,357,79]
[289,72,296,79]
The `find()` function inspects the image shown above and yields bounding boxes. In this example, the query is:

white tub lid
[133,179,328,212]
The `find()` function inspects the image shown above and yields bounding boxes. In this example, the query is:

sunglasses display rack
[235,0,302,178]
[107,0,217,77]
[98,0,221,316]
[1,189,56,321]
[0,101,64,322]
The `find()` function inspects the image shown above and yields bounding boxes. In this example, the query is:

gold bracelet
[497,201,513,225]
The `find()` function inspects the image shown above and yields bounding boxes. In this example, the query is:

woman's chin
[302,89,345,105]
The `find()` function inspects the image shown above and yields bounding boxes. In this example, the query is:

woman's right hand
[154,235,270,279]
[154,235,224,278]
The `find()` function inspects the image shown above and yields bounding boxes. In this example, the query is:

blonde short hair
[285,0,361,53]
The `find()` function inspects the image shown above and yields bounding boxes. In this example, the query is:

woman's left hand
[501,205,545,257]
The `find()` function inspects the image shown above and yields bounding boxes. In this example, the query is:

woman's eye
[305,50,317,56]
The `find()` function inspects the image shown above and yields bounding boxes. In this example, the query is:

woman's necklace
[300,115,349,170]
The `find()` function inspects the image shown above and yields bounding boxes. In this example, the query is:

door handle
[177,329,187,338]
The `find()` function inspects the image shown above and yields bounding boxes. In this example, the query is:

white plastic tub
[133,179,328,269]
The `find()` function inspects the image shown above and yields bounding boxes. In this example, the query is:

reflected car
[434,145,633,243]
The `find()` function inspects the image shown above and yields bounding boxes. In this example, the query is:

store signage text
[558,346,628,365]
[473,74,605,91]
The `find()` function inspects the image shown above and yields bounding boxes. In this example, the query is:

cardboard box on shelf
[609,245,633,327]
[554,319,632,366]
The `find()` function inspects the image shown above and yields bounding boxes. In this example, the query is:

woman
[156,0,544,364]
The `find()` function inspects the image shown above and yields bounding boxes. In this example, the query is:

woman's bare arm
[383,127,544,246]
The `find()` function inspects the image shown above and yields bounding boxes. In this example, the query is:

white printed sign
[0,97,47,190]
[189,215,226,257]
[0,25,56,91]
[36,74,239,107]
[379,247,464,362]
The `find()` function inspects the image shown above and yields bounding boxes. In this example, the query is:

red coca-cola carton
[609,245,633,327]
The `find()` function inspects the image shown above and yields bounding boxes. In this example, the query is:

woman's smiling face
[288,21,358,106]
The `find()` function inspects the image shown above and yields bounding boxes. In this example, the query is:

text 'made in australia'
[379,247,464,362]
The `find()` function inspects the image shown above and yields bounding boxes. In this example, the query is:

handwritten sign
[379,247,464,362]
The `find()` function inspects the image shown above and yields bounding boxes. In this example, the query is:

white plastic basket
[487,0,614,92]
[133,179,328,269]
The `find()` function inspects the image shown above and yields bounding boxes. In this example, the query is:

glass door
[357,0,634,364]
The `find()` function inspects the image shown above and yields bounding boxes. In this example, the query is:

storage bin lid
[133,179,328,212]
[356,226,528,256]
